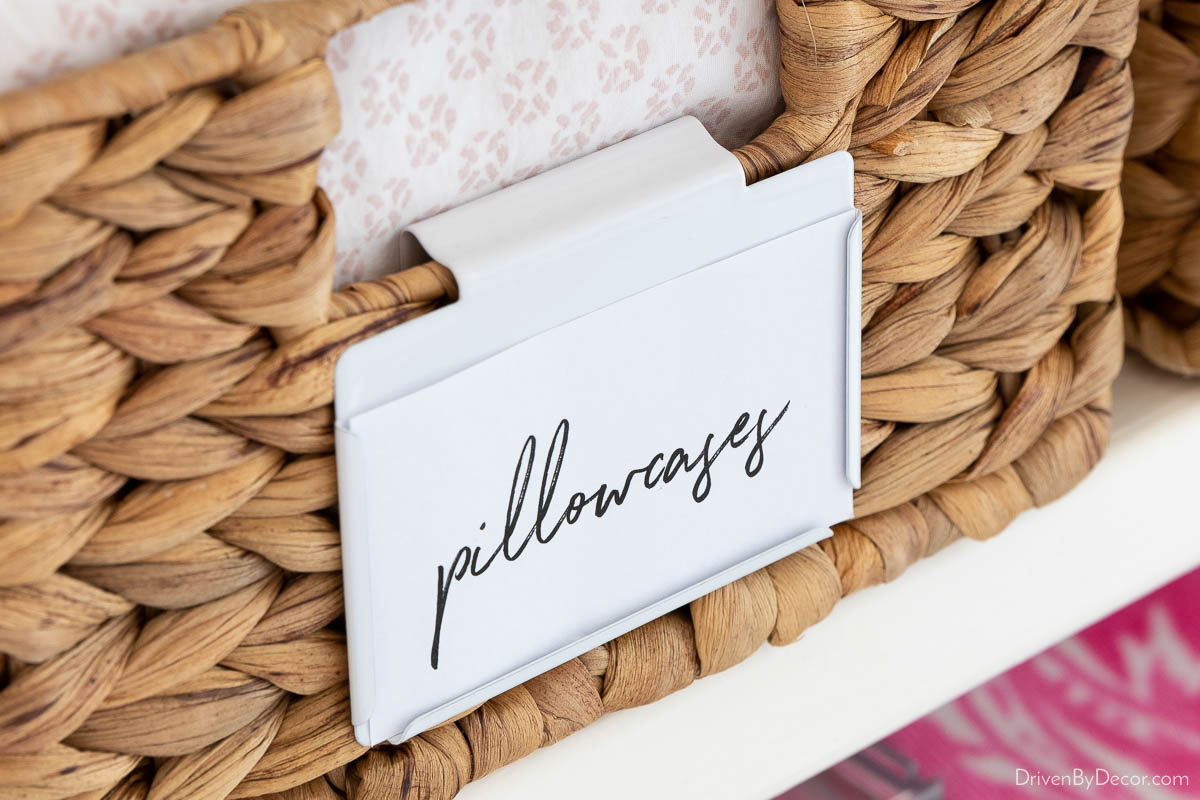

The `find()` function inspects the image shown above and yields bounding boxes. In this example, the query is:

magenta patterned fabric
[887,569,1200,798]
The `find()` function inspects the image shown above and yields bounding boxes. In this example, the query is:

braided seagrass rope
[0,0,1132,798]
[1121,2,1200,375]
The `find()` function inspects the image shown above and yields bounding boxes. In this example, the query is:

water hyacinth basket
[0,0,1134,798]
[1122,1,1200,375]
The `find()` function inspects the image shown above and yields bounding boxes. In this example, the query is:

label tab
[334,118,859,745]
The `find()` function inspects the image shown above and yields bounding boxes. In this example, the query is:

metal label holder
[335,116,861,745]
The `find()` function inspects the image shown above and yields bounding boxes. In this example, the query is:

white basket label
[334,118,860,745]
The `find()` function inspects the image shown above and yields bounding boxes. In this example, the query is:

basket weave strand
[0,0,1132,798]
[1120,4,1200,374]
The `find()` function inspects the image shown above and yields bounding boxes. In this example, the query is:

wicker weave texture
[0,0,1133,798]
[1121,2,1200,375]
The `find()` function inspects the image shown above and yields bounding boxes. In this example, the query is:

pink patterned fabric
[887,569,1200,798]
[2,0,781,285]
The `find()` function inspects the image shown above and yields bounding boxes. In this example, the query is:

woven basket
[0,0,1134,798]
[1121,1,1200,375]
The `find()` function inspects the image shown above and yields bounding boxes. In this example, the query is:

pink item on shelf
[887,569,1200,799]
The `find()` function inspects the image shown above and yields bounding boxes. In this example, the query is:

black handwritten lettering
[429,402,790,669]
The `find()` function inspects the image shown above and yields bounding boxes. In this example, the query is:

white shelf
[462,356,1200,800]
